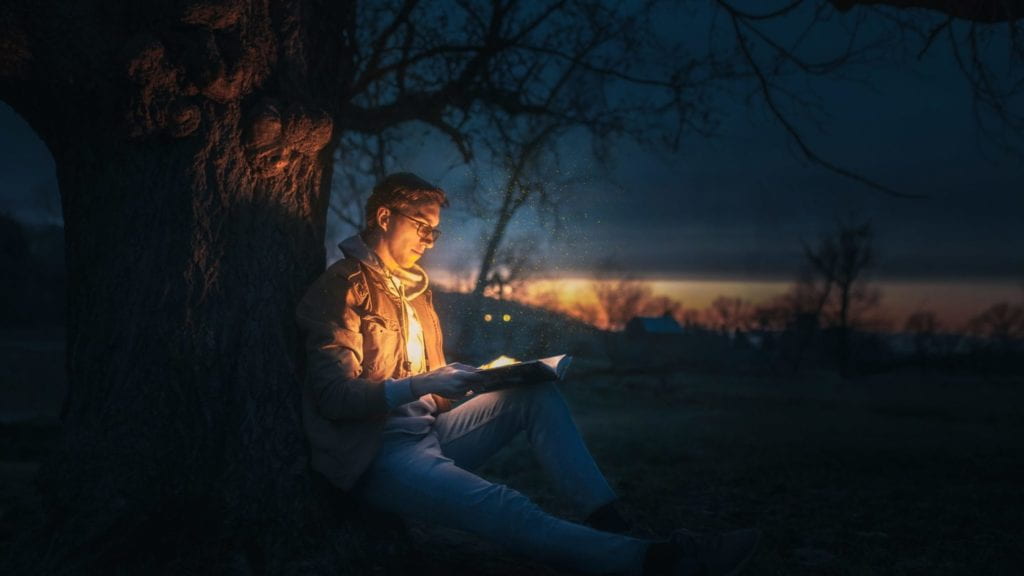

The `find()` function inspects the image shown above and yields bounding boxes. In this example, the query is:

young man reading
[296,173,758,575]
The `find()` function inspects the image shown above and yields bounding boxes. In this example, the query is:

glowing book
[471,354,573,393]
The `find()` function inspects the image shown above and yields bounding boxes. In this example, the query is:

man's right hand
[409,363,486,399]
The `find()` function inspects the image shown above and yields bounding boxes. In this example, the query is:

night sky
[2,5,1021,328]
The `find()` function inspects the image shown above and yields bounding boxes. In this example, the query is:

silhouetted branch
[723,3,926,198]
[916,15,952,57]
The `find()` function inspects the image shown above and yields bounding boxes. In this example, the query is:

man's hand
[409,363,486,399]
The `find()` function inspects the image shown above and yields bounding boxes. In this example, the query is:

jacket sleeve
[295,270,389,421]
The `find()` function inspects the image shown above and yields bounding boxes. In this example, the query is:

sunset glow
[435,273,1023,332]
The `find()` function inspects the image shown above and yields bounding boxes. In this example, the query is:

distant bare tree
[704,296,756,335]
[456,115,583,351]
[519,281,683,331]
[679,308,704,329]
[905,309,939,337]
[905,309,941,370]
[803,220,879,375]
[752,295,794,332]
[648,296,686,325]
[591,279,655,331]
[479,237,533,301]
[470,119,573,300]
[966,302,1024,346]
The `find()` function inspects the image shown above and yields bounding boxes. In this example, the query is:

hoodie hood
[339,234,429,300]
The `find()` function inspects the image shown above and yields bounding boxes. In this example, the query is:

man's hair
[364,172,449,231]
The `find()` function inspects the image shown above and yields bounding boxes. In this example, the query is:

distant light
[483,314,493,322]
[502,314,512,322]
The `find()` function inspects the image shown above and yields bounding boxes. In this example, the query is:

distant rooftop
[625,316,683,335]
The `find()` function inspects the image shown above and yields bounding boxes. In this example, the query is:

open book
[470,354,573,394]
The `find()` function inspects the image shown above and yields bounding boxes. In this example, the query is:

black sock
[584,501,631,534]
[642,541,678,576]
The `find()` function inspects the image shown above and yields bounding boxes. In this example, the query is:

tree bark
[1,1,357,573]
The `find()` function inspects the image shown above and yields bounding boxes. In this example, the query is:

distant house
[625,315,683,336]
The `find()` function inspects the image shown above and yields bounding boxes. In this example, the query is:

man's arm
[296,269,389,421]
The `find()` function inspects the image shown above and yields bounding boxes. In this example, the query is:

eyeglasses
[390,208,441,242]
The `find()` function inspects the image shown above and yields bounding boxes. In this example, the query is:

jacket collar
[339,234,429,300]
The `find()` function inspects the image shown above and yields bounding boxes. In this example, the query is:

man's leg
[356,431,649,575]
[433,382,619,519]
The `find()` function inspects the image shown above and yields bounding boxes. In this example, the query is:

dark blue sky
[405,37,1023,284]
[2,6,1021,290]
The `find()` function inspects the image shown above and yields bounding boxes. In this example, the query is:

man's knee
[497,380,558,402]
[486,382,569,427]
[519,381,569,416]
[533,380,565,401]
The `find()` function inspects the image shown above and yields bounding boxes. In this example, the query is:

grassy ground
[2,331,1022,574]
[423,367,1023,575]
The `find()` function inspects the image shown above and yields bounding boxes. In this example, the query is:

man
[296,173,758,575]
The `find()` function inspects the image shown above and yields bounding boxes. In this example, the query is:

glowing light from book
[483,314,493,322]
[502,314,512,322]
[479,355,518,369]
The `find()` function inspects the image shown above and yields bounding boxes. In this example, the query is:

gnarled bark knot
[126,37,201,138]
[244,100,333,177]
[124,3,269,139]
[181,0,245,30]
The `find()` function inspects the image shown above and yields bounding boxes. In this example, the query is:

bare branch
[357,0,421,89]
[725,5,926,198]
[917,15,953,58]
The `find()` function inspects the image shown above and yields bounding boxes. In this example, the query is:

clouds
[2,32,1021,286]
[526,57,1024,282]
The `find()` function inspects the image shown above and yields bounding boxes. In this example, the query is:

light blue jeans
[356,382,650,575]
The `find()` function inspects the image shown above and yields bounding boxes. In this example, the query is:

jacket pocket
[361,314,401,377]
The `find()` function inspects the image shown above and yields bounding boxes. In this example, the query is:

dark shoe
[670,528,760,576]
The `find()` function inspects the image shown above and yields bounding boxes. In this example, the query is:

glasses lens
[392,208,440,242]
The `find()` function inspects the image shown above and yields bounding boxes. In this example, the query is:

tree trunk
[472,204,516,300]
[456,186,521,362]
[1,1,357,573]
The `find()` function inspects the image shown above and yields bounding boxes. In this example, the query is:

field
[416,366,1024,575]
[2,331,1022,574]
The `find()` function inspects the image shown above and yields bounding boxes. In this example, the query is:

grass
[450,369,1024,575]
[2,329,1022,574]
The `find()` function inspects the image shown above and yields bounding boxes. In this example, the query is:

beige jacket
[296,235,449,490]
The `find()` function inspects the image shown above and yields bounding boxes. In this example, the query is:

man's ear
[376,206,391,231]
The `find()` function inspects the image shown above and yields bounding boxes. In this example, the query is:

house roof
[627,316,683,334]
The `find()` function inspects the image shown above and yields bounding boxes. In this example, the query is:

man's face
[379,200,441,269]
